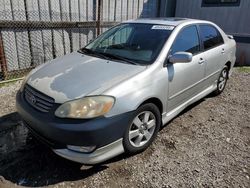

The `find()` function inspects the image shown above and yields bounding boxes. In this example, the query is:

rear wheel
[214,66,229,95]
[123,103,161,154]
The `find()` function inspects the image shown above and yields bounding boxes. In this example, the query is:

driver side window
[171,25,200,55]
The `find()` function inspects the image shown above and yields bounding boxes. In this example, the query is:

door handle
[198,58,205,64]
[221,48,225,54]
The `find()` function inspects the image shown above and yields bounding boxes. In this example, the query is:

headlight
[55,96,115,119]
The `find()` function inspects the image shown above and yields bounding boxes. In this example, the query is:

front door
[167,25,206,111]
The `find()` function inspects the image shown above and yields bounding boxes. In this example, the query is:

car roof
[124,17,204,27]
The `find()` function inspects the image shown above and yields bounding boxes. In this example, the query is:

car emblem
[30,95,36,104]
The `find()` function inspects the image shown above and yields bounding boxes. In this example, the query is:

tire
[123,103,161,154]
[213,65,229,95]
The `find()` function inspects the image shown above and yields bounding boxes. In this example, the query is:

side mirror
[168,52,193,64]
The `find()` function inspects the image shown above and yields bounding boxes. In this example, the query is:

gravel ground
[0,68,249,188]
[0,81,22,117]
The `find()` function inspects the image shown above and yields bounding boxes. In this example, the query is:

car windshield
[81,23,173,65]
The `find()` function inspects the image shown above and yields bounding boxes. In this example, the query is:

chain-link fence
[0,0,163,83]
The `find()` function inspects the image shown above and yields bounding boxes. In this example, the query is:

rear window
[199,25,224,50]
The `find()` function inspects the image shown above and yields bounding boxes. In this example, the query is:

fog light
[67,145,96,153]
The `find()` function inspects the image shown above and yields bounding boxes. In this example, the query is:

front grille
[24,84,55,113]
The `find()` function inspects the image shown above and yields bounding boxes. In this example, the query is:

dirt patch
[0,68,249,187]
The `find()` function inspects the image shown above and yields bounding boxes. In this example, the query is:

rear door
[167,25,206,111]
[198,24,226,86]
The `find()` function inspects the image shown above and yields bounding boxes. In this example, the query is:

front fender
[103,67,168,117]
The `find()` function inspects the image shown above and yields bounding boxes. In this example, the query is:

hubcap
[128,111,156,148]
[218,69,227,91]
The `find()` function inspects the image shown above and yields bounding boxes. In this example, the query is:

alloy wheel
[218,69,228,91]
[128,111,156,148]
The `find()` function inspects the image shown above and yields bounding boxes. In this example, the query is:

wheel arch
[225,61,231,71]
[139,97,163,115]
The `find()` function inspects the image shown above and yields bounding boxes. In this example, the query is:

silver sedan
[16,18,236,164]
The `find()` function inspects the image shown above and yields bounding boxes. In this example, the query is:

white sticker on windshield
[151,25,174,30]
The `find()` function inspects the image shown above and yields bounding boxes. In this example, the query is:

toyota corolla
[16,18,236,164]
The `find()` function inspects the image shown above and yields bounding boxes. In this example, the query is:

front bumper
[54,138,124,164]
[16,91,134,164]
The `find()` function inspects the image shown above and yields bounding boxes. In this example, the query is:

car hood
[27,52,146,103]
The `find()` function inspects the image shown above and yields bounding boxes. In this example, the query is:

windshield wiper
[79,48,138,65]
[78,48,109,60]
[98,52,138,65]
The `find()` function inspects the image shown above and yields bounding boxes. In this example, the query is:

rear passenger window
[199,25,224,50]
[170,25,200,55]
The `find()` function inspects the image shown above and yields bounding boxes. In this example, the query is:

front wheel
[123,103,161,154]
[214,66,229,95]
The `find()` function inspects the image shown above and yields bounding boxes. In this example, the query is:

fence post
[0,32,7,80]
[157,0,162,17]
[23,0,34,66]
[97,0,102,36]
